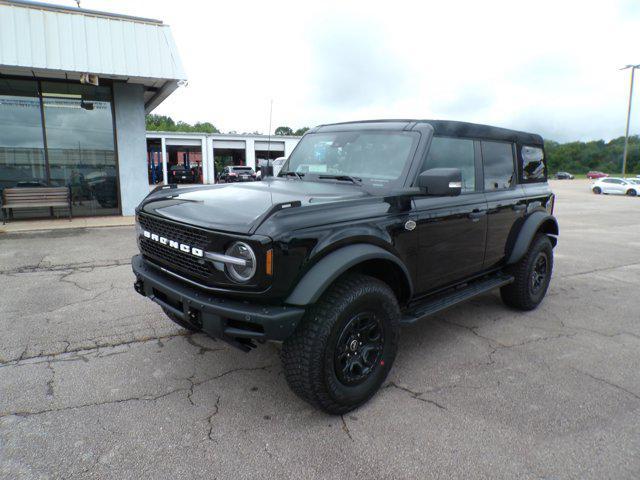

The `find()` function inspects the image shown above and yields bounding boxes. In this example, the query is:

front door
[413,136,487,295]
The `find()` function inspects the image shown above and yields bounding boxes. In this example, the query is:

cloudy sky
[53,0,640,142]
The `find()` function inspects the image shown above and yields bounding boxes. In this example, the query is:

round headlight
[225,242,257,283]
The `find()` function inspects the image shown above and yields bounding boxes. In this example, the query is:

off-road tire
[162,307,200,332]
[281,274,400,414]
[500,234,553,311]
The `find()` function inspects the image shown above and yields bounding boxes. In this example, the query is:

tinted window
[482,141,515,190]
[521,145,545,181]
[423,137,475,192]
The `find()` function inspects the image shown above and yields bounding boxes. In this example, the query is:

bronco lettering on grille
[142,230,204,258]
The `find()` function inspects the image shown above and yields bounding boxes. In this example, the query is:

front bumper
[132,255,304,350]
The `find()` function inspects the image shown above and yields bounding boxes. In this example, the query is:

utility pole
[620,64,640,177]
[267,99,273,173]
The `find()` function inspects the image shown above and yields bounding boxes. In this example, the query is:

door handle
[468,209,486,222]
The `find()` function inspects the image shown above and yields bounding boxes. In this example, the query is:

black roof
[314,119,543,146]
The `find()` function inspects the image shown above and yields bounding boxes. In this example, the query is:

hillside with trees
[545,136,639,174]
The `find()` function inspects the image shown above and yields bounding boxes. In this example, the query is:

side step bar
[401,273,514,325]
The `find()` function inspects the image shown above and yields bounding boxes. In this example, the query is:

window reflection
[42,82,118,215]
[0,79,46,190]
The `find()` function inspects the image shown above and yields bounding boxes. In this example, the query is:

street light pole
[621,64,640,177]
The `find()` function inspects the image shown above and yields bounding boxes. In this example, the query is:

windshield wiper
[280,171,305,180]
[318,174,362,185]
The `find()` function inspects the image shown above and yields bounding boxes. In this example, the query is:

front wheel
[626,189,637,197]
[500,234,554,311]
[281,274,400,414]
[593,186,601,194]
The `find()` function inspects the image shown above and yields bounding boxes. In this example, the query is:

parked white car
[592,177,640,196]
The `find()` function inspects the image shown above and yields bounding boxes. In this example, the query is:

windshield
[281,131,419,188]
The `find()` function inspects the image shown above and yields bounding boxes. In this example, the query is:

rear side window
[423,137,476,192]
[521,146,545,181]
[482,141,515,191]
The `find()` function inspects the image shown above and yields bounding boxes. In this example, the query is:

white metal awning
[0,0,186,112]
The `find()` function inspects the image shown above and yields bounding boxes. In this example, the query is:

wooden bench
[1,186,72,224]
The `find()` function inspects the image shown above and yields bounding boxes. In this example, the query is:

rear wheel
[501,234,553,311]
[593,186,601,194]
[281,274,400,414]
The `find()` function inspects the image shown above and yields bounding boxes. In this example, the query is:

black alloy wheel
[334,312,384,386]
[530,252,548,295]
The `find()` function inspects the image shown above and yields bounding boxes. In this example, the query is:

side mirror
[417,168,462,196]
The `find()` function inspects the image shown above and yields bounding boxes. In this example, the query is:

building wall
[113,83,148,216]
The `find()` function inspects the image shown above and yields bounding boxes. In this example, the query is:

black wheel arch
[506,211,558,265]
[285,244,413,306]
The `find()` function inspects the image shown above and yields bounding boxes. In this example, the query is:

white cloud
[56,0,640,141]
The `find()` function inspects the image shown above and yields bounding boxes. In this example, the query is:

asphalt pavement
[1,179,639,479]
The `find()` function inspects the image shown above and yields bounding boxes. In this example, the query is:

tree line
[145,115,310,137]
[146,115,638,174]
[545,135,639,174]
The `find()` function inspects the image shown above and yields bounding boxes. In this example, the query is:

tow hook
[134,280,145,296]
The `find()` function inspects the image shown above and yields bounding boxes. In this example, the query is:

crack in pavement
[186,335,225,355]
[385,382,447,410]
[57,269,93,292]
[559,322,640,342]
[0,331,192,367]
[45,361,55,397]
[557,261,640,279]
[0,364,275,419]
[0,259,131,276]
[439,318,578,366]
[207,395,222,441]
[573,368,640,402]
[340,415,354,441]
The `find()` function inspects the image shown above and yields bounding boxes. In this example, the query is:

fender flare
[285,244,413,306]
[506,211,559,265]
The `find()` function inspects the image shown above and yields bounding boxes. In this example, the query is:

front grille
[138,214,211,279]
[138,214,208,246]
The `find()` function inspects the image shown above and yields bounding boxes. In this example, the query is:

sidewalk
[0,215,135,234]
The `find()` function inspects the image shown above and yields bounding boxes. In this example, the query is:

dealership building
[145,131,300,186]
[0,0,299,219]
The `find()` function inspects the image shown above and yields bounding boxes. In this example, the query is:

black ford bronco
[132,120,558,414]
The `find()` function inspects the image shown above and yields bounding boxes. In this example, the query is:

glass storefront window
[0,79,46,190]
[41,82,118,216]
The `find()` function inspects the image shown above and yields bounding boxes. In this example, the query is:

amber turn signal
[265,249,273,276]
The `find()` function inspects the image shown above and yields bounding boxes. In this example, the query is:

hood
[139,178,370,234]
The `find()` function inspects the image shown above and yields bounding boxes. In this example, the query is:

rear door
[413,136,488,294]
[482,141,527,268]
